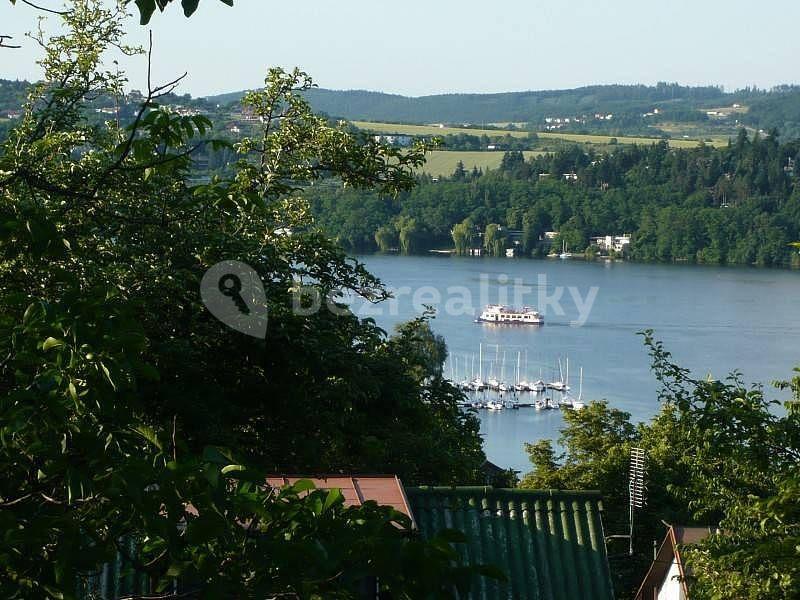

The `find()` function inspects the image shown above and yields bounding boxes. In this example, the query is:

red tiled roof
[266,475,416,528]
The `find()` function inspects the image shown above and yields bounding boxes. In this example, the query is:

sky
[1,0,798,98]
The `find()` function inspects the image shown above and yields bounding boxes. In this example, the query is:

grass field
[354,121,728,148]
[418,150,545,177]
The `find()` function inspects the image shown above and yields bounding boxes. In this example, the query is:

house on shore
[634,524,716,600]
[590,234,631,254]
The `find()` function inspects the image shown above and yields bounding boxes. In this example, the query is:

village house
[372,134,412,147]
[590,234,631,253]
[635,524,716,600]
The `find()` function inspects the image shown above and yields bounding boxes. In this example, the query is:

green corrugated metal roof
[407,486,615,600]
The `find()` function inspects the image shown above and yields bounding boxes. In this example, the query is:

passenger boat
[475,304,544,325]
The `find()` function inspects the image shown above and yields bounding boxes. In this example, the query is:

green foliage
[451,218,474,255]
[482,223,507,256]
[0,2,489,597]
[127,0,234,24]
[308,139,800,266]
[520,334,800,599]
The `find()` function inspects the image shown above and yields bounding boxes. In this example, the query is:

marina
[449,343,585,412]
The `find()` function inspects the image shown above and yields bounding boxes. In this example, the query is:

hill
[207,83,735,123]
[204,83,800,141]
[2,79,800,142]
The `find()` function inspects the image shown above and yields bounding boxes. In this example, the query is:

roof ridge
[407,486,604,497]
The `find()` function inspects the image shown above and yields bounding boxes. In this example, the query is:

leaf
[134,0,156,25]
[181,0,199,17]
[23,302,42,325]
[134,425,164,451]
[43,337,64,351]
[99,362,116,390]
[322,487,343,512]
[290,479,316,493]
[221,464,245,474]
[68,381,78,403]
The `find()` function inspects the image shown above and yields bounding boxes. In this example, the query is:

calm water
[351,255,800,473]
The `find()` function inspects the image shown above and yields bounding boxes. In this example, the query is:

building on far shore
[373,134,413,147]
[590,234,631,254]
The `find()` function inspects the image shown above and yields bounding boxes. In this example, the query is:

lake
[349,254,800,473]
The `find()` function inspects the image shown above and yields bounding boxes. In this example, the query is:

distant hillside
[208,83,745,124]
[3,78,800,140]
[745,87,800,139]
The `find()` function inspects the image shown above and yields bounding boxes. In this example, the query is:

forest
[309,131,800,267]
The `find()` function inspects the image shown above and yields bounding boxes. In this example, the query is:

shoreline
[359,250,799,271]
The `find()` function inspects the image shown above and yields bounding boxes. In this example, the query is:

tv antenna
[628,447,648,555]
[606,447,647,557]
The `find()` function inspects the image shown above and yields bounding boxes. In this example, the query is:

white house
[373,134,412,147]
[590,234,631,253]
[635,525,715,600]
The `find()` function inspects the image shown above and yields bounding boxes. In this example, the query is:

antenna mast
[628,447,648,556]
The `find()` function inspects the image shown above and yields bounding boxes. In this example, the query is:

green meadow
[354,120,728,148]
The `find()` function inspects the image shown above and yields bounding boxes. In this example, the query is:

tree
[451,218,474,255]
[483,223,507,256]
[398,216,424,254]
[374,224,397,251]
[520,333,800,599]
[0,2,490,596]
[452,159,466,180]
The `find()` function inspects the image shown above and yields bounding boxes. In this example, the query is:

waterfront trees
[308,139,800,266]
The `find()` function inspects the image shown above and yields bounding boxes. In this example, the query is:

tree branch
[19,0,69,15]
[0,35,21,49]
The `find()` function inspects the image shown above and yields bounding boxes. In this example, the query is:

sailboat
[548,358,569,392]
[560,358,574,408]
[562,366,586,410]
[515,352,528,391]
[496,351,510,392]
[559,239,572,259]
[471,343,487,390]
[572,367,586,410]
[532,368,546,393]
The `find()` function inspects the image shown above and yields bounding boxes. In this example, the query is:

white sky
[1,0,798,97]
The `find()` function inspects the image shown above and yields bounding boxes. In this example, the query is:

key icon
[201,261,268,338]
[218,274,250,314]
